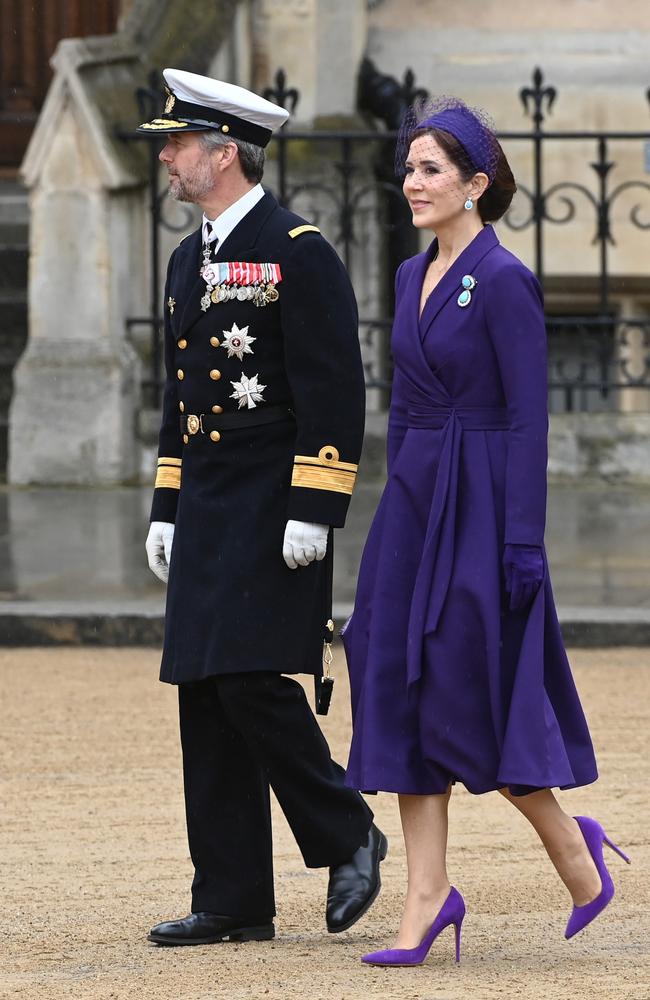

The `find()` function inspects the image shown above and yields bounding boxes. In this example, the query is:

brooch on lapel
[200,262,282,312]
[457,274,477,308]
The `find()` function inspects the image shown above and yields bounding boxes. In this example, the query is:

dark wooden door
[0,0,120,169]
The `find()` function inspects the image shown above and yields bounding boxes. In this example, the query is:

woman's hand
[503,544,544,611]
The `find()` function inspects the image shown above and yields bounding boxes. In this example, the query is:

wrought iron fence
[120,66,650,413]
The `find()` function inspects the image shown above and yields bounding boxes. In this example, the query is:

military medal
[230,372,266,409]
[200,261,283,310]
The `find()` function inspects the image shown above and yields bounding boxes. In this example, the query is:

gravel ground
[0,647,648,1000]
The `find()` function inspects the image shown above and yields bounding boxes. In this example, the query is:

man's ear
[216,142,238,172]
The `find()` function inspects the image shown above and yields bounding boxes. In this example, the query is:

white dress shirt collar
[201,183,265,248]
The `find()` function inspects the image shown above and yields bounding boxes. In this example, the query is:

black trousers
[178,671,373,918]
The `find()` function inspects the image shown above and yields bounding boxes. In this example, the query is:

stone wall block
[10,38,145,485]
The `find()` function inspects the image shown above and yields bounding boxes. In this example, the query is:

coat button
[209,430,221,442]
[209,369,221,380]
[177,338,187,349]
[177,369,184,380]
[183,434,189,444]
[210,336,220,347]
[179,401,185,413]
[211,405,223,414]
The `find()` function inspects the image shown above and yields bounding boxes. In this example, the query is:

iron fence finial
[520,67,557,129]
[263,69,299,117]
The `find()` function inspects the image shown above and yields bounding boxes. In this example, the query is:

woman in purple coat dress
[343,99,630,966]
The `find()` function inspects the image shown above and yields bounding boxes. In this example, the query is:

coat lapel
[177,191,280,337]
[419,225,499,344]
[392,248,454,406]
[175,230,204,337]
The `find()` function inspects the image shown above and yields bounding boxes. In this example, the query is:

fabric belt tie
[180,404,293,436]
[405,405,509,688]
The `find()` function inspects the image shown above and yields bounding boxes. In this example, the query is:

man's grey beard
[168,157,215,203]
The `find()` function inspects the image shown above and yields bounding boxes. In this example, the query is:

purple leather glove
[503,544,544,611]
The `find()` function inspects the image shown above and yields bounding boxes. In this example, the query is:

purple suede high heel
[564,815,631,940]
[361,886,465,966]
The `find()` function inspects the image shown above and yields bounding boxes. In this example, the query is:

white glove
[146,521,175,583]
[283,520,329,569]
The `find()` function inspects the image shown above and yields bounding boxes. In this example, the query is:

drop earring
[464,198,474,211]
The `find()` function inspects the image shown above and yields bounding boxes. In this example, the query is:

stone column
[251,0,367,123]
[10,39,145,485]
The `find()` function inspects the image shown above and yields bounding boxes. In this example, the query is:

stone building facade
[8,0,650,484]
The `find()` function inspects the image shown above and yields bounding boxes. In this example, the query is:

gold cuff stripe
[139,118,189,130]
[155,467,181,490]
[288,224,321,238]
[294,454,358,474]
[291,465,356,495]
[157,456,182,467]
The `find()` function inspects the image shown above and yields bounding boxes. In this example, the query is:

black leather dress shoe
[148,912,275,946]
[326,824,388,933]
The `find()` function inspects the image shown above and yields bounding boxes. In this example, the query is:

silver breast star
[221,322,256,360]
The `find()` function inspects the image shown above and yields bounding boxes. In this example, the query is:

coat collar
[417,224,499,342]
[175,191,279,336]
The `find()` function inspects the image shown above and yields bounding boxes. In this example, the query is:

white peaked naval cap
[137,68,290,146]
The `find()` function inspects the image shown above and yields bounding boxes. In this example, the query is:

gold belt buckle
[186,413,201,435]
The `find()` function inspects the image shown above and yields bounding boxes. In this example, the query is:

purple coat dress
[343,224,598,796]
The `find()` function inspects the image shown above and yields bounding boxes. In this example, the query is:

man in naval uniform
[140,69,386,946]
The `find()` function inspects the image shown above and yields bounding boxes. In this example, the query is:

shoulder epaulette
[288,224,321,239]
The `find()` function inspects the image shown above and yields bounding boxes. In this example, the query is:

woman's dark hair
[410,127,516,223]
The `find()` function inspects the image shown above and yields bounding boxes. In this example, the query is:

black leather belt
[180,405,293,436]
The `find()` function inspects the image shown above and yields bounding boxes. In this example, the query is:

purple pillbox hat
[395,97,499,183]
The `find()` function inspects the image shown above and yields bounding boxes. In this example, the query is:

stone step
[0,245,28,290]
[0,425,8,482]
[0,223,28,244]
[0,606,646,647]
[0,293,28,347]
[0,183,28,226]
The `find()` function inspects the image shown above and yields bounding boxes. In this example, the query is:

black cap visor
[137,98,273,146]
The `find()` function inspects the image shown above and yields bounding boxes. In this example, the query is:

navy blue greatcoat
[151,191,365,684]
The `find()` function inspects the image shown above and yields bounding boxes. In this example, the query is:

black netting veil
[395,96,500,183]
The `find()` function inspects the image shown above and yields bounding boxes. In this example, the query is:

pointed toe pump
[361,886,465,967]
[564,815,631,940]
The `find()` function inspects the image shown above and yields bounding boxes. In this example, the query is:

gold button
[177,369,184,380]
[183,434,189,444]
[211,405,223,414]
[178,338,187,350]
[221,124,230,133]
[210,336,220,347]
[179,401,185,413]
[210,430,221,442]
[209,369,221,380]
